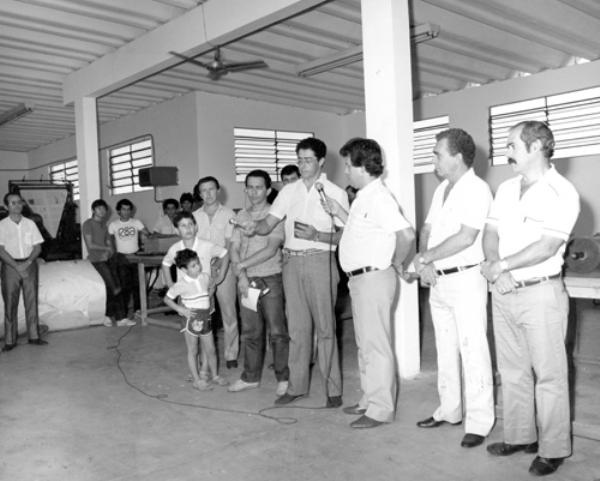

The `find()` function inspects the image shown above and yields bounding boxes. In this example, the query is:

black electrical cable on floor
[107,326,336,425]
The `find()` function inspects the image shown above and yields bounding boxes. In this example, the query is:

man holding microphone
[239,137,348,407]
[320,138,415,428]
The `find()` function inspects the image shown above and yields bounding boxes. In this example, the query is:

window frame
[233,127,313,183]
[48,158,80,200]
[108,135,154,195]
[413,115,450,173]
[489,86,600,165]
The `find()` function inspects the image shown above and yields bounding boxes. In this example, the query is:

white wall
[25,91,351,228]
[193,91,349,210]
[414,59,600,236]
[0,150,33,197]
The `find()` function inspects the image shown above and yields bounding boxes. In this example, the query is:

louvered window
[234,128,313,182]
[49,159,79,200]
[413,115,450,173]
[109,136,154,194]
[490,86,600,164]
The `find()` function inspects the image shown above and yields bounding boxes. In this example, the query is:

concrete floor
[1,298,599,481]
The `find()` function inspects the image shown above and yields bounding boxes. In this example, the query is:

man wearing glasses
[240,137,349,407]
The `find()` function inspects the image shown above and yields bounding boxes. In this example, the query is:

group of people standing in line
[0,120,577,477]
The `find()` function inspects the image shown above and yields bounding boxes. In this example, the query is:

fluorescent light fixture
[0,103,34,128]
[296,23,440,78]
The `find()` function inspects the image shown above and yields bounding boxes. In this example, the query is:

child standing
[164,249,228,390]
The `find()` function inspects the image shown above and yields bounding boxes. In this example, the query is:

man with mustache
[481,121,579,476]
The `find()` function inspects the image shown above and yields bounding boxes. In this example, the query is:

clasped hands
[480,260,517,295]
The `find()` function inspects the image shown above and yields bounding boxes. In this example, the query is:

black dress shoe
[487,441,539,456]
[416,416,462,428]
[343,404,366,415]
[529,456,564,476]
[225,360,238,369]
[2,343,17,352]
[461,433,485,448]
[274,393,303,405]
[28,339,48,346]
[350,414,385,429]
[326,396,343,408]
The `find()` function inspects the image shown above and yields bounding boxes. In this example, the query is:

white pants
[429,267,494,436]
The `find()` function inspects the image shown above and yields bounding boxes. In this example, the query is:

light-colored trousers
[282,252,341,398]
[429,267,495,436]
[492,278,571,458]
[349,267,398,422]
[216,266,239,361]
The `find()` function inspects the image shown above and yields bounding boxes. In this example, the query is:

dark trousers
[114,253,140,312]
[240,274,289,383]
[92,259,126,320]
[1,260,40,344]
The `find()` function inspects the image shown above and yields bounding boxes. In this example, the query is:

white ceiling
[1,0,599,153]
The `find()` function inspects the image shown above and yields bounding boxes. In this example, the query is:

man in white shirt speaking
[413,128,494,448]
[320,138,415,428]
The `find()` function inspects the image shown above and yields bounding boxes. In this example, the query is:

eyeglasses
[297,156,318,165]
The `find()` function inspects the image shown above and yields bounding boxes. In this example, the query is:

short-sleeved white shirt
[166,273,210,309]
[193,203,234,247]
[339,178,411,272]
[425,168,492,269]
[162,237,227,280]
[108,218,145,254]
[486,165,579,280]
[0,216,44,259]
[152,215,178,235]
[269,173,349,251]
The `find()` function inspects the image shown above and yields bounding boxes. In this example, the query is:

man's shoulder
[218,204,235,218]
[547,167,579,199]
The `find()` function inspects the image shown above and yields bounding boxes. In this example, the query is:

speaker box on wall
[138,166,178,187]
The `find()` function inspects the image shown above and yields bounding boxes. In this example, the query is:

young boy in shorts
[164,249,228,390]
[162,211,230,387]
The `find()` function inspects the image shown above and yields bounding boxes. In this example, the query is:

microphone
[315,182,333,217]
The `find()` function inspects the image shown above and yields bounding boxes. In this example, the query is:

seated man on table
[152,198,179,236]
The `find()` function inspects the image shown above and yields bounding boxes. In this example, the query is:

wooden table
[126,253,180,329]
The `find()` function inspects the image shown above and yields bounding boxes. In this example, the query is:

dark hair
[162,198,179,211]
[91,199,108,210]
[339,137,384,177]
[280,164,300,180]
[197,176,220,190]
[174,248,200,270]
[296,137,326,160]
[179,192,194,205]
[435,128,476,167]
[245,169,272,189]
[173,210,196,228]
[116,199,133,211]
[3,192,22,206]
[513,120,555,159]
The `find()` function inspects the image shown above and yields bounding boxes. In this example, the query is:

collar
[356,176,382,198]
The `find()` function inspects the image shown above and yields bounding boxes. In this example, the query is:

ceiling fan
[169,48,268,80]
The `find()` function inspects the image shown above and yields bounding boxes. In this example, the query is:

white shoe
[276,381,289,397]
[228,379,259,392]
[103,318,113,327]
[116,318,136,327]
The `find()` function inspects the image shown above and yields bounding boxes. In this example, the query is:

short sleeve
[269,185,290,220]
[166,282,181,300]
[541,184,580,241]
[134,219,145,231]
[31,222,44,245]
[162,242,178,266]
[458,181,492,230]
[371,190,411,233]
[107,221,116,235]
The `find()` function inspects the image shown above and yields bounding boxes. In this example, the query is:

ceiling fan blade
[169,51,212,70]
[218,60,268,73]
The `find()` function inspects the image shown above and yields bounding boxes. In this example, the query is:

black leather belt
[515,273,561,289]
[436,264,477,276]
[346,266,379,278]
